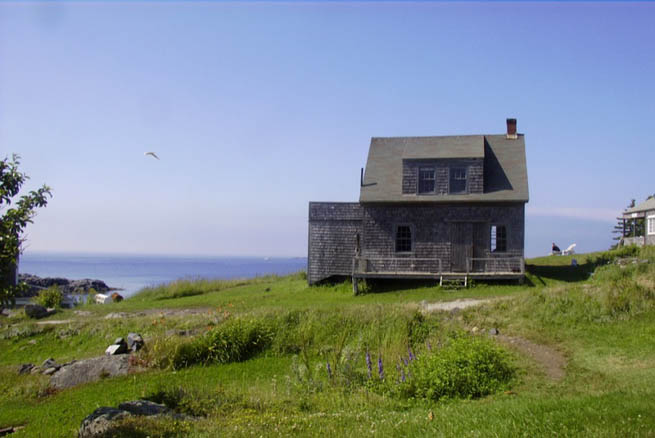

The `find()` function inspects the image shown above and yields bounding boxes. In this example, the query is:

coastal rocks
[105,338,128,355]
[78,401,179,438]
[24,304,55,319]
[50,355,131,390]
[17,274,113,297]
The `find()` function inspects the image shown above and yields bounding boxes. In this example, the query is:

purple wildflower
[402,357,408,366]
[401,368,406,383]
[408,348,415,361]
[427,340,432,351]
[326,361,332,379]
[366,350,372,379]
[378,356,384,380]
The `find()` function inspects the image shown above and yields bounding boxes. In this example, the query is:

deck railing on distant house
[353,257,443,276]
[467,257,524,275]
[353,256,524,277]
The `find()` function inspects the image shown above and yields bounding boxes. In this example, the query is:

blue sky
[1,1,653,258]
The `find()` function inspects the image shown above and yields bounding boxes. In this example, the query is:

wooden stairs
[439,274,468,289]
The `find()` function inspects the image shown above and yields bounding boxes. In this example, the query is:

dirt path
[498,335,567,381]
[422,298,494,312]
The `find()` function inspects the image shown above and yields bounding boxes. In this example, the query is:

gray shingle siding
[361,204,524,269]
[308,202,363,284]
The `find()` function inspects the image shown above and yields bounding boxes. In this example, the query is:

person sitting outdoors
[551,242,561,255]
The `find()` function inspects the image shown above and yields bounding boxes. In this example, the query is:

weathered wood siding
[402,158,484,195]
[308,202,363,284]
[361,203,524,271]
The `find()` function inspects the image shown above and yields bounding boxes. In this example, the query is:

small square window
[491,225,507,252]
[418,168,435,194]
[449,167,467,194]
[396,225,412,252]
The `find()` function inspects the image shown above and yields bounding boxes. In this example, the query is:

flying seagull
[144,152,160,160]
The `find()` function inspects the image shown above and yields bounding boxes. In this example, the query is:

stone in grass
[105,338,128,355]
[24,304,50,319]
[18,363,34,375]
[42,358,59,369]
[126,333,144,352]
[118,400,171,417]
[78,407,132,438]
[43,367,58,376]
[489,328,500,336]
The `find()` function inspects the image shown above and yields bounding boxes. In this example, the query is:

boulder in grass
[126,333,144,352]
[118,400,171,417]
[50,355,131,389]
[105,338,128,355]
[24,304,49,319]
[18,363,34,375]
[78,407,132,438]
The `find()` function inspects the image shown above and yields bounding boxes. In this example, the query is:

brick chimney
[506,118,517,139]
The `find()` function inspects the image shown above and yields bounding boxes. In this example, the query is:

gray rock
[30,366,41,375]
[50,355,131,389]
[18,363,34,375]
[74,310,93,317]
[105,344,127,355]
[24,304,50,319]
[118,400,171,417]
[78,406,132,438]
[43,367,58,376]
[489,328,500,336]
[42,358,58,369]
[126,333,144,352]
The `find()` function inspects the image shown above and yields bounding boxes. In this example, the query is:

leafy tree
[1,154,51,307]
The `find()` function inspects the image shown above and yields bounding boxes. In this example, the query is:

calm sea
[19,253,307,298]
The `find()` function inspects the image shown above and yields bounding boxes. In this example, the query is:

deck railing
[353,257,443,275]
[466,257,524,274]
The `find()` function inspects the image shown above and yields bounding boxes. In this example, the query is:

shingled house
[620,197,655,247]
[308,119,529,287]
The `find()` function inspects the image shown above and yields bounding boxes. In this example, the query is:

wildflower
[402,357,408,366]
[366,350,372,379]
[377,356,384,380]
[408,348,415,361]
[427,340,432,351]
[401,368,406,383]
[326,361,332,379]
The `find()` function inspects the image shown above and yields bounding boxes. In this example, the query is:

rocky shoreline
[17,274,119,297]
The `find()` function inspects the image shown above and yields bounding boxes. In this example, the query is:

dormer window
[449,167,467,194]
[418,167,436,194]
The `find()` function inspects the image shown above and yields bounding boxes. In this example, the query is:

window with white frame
[449,167,467,194]
[648,215,655,235]
[491,225,507,252]
[418,167,436,194]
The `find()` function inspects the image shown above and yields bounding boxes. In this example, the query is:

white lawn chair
[562,243,576,255]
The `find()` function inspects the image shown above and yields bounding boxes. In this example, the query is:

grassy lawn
[1,246,654,436]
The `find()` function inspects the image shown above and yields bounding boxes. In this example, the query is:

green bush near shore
[33,285,63,308]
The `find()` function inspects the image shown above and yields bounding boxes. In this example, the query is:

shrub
[397,334,515,401]
[33,285,63,308]
[170,317,274,369]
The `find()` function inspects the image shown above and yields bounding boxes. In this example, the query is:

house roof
[624,197,655,215]
[401,135,485,159]
[359,134,529,203]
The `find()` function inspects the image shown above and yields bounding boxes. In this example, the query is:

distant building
[620,197,655,247]
[308,118,529,288]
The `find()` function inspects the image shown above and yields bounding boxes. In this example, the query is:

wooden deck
[351,256,525,291]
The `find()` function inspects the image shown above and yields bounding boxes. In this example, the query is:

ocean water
[19,253,307,298]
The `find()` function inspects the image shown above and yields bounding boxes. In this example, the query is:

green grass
[1,246,654,436]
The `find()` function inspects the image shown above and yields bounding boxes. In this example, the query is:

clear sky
[1,1,654,258]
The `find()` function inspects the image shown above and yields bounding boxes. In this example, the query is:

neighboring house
[620,197,655,247]
[308,118,529,287]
